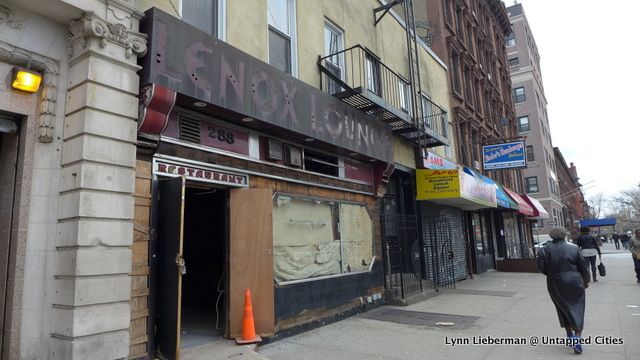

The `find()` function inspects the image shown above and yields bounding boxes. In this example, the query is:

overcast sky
[506,0,640,201]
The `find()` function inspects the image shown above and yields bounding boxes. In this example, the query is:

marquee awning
[503,188,535,216]
[522,195,550,219]
[580,218,616,227]
[476,174,519,210]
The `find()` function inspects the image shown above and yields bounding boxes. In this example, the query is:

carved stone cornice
[0,40,59,143]
[67,12,147,60]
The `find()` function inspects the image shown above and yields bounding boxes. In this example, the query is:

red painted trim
[138,84,177,135]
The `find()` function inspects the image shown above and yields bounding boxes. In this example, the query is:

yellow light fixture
[12,67,42,93]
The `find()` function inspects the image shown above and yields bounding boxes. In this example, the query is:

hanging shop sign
[422,150,457,170]
[416,169,496,210]
[140,8,392,163]
[154,158,249,187]
[482,141,526,170]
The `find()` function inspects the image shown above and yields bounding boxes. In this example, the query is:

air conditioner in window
[267,139,283,161]
[285,144,302,167]
[474,160,481,170]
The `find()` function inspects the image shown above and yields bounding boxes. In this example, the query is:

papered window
[272,195,373,283]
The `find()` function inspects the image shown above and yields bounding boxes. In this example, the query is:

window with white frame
[365,52,381,95]
[398,80,412,115]
[324,20,344,95]
[525,176,539,193]
[272,195,373,283]
[421,94,433,129]
[517,116,530,132]
[268,0,296,75]
[513,87,526,103]
[182,0,222,38]
[506,32,516,47]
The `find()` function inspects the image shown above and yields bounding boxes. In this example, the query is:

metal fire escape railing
[317,0,449,148]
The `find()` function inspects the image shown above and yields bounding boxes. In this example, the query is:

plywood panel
[229,188,274,338]
[130,158,151,359]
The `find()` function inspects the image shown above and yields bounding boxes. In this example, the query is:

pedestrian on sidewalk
[630,229,640,284]
[575,227,601,282]
[613,233,621,250]
[537,227,590,354]
[621,232,631,250]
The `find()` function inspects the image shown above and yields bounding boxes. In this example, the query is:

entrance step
[180,340,271,360]
[384,281,439,306]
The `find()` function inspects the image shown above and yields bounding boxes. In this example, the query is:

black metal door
[422,216,456,289]
[381,196,423,299]
[154,176,186,359]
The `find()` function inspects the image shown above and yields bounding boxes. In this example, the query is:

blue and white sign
[482,141,526,170]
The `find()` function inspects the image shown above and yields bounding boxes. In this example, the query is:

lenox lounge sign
[482,141,526,170]
[140,8,393,163]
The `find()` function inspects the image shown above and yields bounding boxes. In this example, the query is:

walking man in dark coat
[575,227,601,282]
[537,226,590,354]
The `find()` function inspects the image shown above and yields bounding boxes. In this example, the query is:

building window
[464,65,474,106]
[451,51,461,94]
[365,52,381,96]
[303,148,339,177]
[268,0,296,75]
[443,0,453,26]
[421,94,432,129]
[508,57,519,66]
[506,32,516,47]
[518,116,531,132]
[272,195,373,283]
[526,176,539,193]
[398,80,412,115]
[526,145,534,162]
[182,0,220,37]
[513,87,526,103]
[324,20,344,95]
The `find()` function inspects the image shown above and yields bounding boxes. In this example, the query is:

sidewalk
[257,242,640,359]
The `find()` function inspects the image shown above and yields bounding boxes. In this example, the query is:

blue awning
[580,218,617,227]
[464,168,518,210]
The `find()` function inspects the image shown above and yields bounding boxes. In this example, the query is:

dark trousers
[634,257,640,280]
[614,240,620,250]
[586,256,597,280]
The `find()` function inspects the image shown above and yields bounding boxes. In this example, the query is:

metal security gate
[422,216,457,289]
[382,213,423,299]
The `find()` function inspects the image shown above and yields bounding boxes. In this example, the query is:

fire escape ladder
[402,0,425,148]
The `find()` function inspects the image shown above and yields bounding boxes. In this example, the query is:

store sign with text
[482,141,526,170]
[154,160,249,187]
[422,151,457,170]
[416,169,496,208]
[140,8,393,162]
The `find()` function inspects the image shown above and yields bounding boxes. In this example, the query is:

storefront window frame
[272,192,375,286]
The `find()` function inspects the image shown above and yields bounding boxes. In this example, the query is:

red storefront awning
[522,195,550,219]
[503,188,535,216]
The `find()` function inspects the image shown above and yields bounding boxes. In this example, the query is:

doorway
[0,111,22,354]
[153,177,229,359]
[180,186,228,348]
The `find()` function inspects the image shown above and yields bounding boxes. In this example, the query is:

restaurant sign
[416,169,496,208]
[140,8,392,162]
[154,159,248,187]
[482,141,526,170]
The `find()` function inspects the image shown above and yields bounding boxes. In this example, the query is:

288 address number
[208,125,235,145]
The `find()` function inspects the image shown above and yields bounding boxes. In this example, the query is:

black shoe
[594,279,598,282]
[637,279,640,284]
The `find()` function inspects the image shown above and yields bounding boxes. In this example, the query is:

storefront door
[470,212,494,274]
[155,176,186,359]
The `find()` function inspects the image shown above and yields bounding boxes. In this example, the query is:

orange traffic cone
[235,288,262,344]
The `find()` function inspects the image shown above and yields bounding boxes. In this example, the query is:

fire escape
[318,0,449,148]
